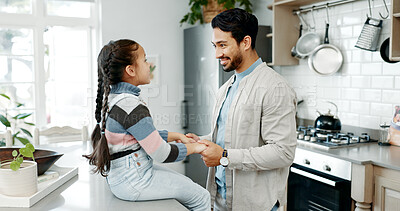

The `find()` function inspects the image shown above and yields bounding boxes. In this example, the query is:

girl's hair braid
[84,39,140,177]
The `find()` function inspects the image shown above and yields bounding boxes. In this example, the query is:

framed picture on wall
[146,55,160,86]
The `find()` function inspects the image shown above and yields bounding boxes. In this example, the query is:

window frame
[0,0,99,129]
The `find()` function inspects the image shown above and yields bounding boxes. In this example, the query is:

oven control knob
[303,159,310,165]
[323,165,331,172]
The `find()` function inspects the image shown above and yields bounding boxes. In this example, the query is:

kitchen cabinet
[268,0,327,66]
[390,0,400,61]
[373,166,400,211]
[268,0,400,65]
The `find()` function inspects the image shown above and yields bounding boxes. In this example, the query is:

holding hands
[168,132,196,144]
[167,132,207,154]
[186,133,224,167]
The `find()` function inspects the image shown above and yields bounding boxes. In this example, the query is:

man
[187,8,297,211]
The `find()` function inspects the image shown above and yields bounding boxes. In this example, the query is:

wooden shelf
[390,0,400,61]
[269,0,330,66]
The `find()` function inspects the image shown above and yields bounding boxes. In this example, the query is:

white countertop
[1,141,188,211]
[298,142,400,171]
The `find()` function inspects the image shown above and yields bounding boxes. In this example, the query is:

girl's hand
[185,133,200,142]
[178,134,196,144]
[169,132,195,143]
[191,142,207,154]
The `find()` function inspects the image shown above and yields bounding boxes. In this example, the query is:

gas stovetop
[296,126,377,149]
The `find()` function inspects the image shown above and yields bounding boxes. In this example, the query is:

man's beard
[222,52,243,72]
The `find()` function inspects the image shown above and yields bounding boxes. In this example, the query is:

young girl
[84,39,210,210]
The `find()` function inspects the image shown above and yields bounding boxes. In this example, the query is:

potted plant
[0,93,35,146]
[0,143,37,197]
[180,0,253,25]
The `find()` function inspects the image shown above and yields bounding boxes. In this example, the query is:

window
[0,0,98,140]
[0,0,32,14]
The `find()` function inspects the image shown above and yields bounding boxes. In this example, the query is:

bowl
[0,147,63,175]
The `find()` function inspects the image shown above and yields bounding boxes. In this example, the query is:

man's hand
[191,143,207,154]
[186,133,200,142]
[198,139,224,167]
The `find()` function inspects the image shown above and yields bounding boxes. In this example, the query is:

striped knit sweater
[105,82,187,163]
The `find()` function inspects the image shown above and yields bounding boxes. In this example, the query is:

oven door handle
[290,167,336,187]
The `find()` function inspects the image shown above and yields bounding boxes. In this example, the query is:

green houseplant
[0,143,38,197]
[180,0,253,25]
[0,143,35,171]
[0,93,35,146]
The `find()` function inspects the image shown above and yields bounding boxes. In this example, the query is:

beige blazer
[201,62,297,211]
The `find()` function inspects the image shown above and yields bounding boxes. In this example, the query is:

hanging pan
[380,38,399,63]
[308,6,343,76]
[295,8,321,58]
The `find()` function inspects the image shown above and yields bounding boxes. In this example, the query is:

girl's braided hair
[84,39,139,177]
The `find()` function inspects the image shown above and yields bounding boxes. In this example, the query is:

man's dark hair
[211,8,258,49]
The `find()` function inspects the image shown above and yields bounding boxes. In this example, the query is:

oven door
[287,164,352,211]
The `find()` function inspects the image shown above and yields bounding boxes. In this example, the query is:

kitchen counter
[1,141,188,211]
[297,142,400,171]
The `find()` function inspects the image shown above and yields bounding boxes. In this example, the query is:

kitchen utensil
[295,9,321,57]
[380,38,399,63]
[291,24,303,59]
[379,123,391,146]
[355,17,382,51]
[314,101,341,132]
[308,6,343,76]
[379,0,390,19]
[0,148,63,175]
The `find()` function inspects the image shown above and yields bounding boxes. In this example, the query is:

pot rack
[292,0,389,19]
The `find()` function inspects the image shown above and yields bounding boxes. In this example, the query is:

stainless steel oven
[287,148,352,211]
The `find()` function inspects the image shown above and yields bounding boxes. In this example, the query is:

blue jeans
[106,148,211,211]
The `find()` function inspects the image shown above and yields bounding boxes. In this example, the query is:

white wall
[101,0,188,134]
[274,0,400,130]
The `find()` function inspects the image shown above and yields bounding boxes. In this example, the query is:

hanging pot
[308,23,343,75]
[380,38,399,63]
[291,24,304,59]
[294,9,321,58]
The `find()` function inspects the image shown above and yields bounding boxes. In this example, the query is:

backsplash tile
[351,76,371,88]
[395,77,400,89]
[360,89,382,102]
[370,103,394,117]
[382,90,400,104]
[371,76,394,89]
[342,88,361,100]
[359,115,381,129]
[350,101,370,115]
[279,0,400,130]
[361,63,382,75]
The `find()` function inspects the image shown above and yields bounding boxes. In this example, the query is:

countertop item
[0,141,187,211]
[0,148,63,175]
[298,142,400,171]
